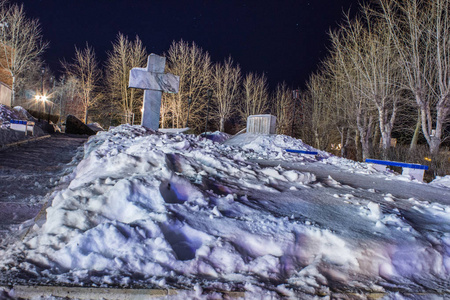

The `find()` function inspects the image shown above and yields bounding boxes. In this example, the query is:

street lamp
[47,99,52,123]
[48,76,54,122]
[35,95,41,122]
[59,75,65,126]
[35,94,47,122]
[204,89,213,136]
[38,67,45,122]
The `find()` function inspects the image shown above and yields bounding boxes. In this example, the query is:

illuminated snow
[0,125,449,298]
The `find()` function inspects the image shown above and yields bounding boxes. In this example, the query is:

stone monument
[247,114,276,134]
[128,54,180,130]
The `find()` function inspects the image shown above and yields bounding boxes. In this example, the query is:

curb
[2,285,247,299]
[5,285,179,299]
[0,135,51,149]
[1,285,445,299]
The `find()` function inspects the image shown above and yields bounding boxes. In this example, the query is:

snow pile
[225,134,380,176]
[224,133,329,161]
[0,104,21,128]
[1,125,449,297]
[87,122,104,132]
[0,105,37,127]
[204,131,231,143]
[430,176,450,188]
[13,106,37,122]
[0,105,48,146]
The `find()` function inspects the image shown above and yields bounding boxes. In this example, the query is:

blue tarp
[10,119,27,124]
[285,149,318,155]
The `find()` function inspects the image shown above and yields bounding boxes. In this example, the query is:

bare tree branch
[0,1,48,106]
[62,43,101,123]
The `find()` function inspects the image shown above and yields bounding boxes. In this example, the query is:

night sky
[16,0,359,89]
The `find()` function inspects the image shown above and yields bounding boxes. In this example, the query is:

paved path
[0,134,87,243]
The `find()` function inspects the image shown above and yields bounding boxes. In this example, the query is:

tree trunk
[409,109,421,152]
[420,105,441,156]
[342,128,351,159]
[360,133,371,161]
[356,111,373,161]
[373,123,380,149]
[429,135,441,156]
[355,129,362,162]
[377,105,395,158]
[84,108,88,124]
[381,130,392,157]
[314,131,321,149]
[161,112,165,129]
[11,75,16,107]
[418,96,443,156]
[339,127,345,157]
[219,117,225,132]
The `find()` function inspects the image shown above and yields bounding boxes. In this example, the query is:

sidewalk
[0,134,87,245]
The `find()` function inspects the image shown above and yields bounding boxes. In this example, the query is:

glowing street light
[38,67,45,122]
[38,95,47,102]
[41,67,45,95]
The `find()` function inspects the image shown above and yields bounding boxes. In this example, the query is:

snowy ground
[0,125,449,299]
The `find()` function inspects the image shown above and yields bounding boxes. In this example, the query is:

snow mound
[0,105,47,146]
[224,133,329,161]
[1,125,449,297]
[13,106,37,122]
[87,122,104,132]
[0,104,21,128]
[430,176,450,188]
[204,131,231,143]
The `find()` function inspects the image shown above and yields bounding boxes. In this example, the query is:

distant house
[0,44,12,106]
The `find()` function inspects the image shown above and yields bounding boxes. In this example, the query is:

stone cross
[129,54,179,130]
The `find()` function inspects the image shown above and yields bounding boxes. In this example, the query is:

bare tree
[238,72,270,122]
[377,0,450,155]
[330,26,377,160]
[305,71,338,150]
[13,58,43,108]
[321,53,356,158]
[105,33,146,124]
[0,1,48,106]
[211,57,241,132]
[62,43,101,123]
[160,96,171,128]
[272,82,294,135]
[335,9,403,157]
[105,33,129,123]
[128,36,147,123]
[53,75,84,122]
[164,40,211,131]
